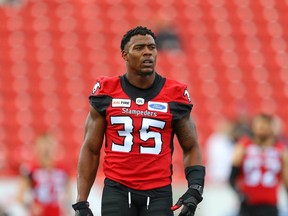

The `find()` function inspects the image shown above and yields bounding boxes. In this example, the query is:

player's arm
[17,174,31,205]
[175,114,203,167]
[282,147,288,193]
[171,113,205,215]
[229,142,244,192]
[72,105,106,216]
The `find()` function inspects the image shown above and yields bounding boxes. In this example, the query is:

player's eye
[134,46,143,50]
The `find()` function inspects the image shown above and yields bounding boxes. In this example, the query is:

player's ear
[122,50,128,61]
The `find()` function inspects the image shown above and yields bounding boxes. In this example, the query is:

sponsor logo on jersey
[112,99,131,107]
[136,97,145,105]
[148,102,168,113]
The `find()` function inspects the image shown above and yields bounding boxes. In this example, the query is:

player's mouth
[142,59,154,67]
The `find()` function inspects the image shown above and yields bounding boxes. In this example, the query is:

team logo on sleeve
[148,102,168,113]
[92,81,101,94]
[112,99,131,107]
[184,89,191,102]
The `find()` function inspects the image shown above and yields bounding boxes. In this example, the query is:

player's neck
[39,158,55,168]
[125,72,156,89]
[254,136,275,147]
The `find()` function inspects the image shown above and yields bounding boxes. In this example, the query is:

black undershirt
[120,73,166,103]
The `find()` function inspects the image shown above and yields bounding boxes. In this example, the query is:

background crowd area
[1,0,288,215]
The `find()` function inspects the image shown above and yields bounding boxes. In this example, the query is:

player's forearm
[282,149,288,190]
[283,170,288,190]
[182,146,205,189]
[76,148,100,202]
[229,165,241,192]
[176,114,203,167]
[17,178,29,204]
[183,146,203,168]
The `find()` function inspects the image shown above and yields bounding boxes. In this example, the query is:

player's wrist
[72,201,90,210]
[186,186,203,203]
[189,184,204,196]
[185,165,205,188]
[72,201,94,216]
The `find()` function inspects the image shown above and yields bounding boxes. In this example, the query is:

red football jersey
[89,74,192,190]
[22,162,69,216]
[238,138,284,205]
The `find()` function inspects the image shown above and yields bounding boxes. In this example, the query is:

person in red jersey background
[229,113,288,216]
[72,26,205,216]
[17,133,71,216]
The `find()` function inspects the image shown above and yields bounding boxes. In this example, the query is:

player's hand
[238,192,250,208]
[171,187,203,216]
[72,201,94,216]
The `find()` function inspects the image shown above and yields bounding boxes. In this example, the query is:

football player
[72,26,205,216]
[229,114,288,216]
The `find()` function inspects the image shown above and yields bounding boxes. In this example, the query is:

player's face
[252,117,274,140]
[122,34,157,76]
[36,137,56,163]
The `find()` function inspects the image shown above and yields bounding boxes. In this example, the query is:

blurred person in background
[72,26,205,216]
[155,19,182,52]
[0,0,23,6]
[17,133,71,216]
[204,117,240,216]
[230,114,253,144]
[206,117,235,184]
[0,206,8,216]
[273,115,288,148]
[229,113,288,216]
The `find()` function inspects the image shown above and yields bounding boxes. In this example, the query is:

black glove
[172,165,205,216]
[171,185,203,216]
[72,201,94,216]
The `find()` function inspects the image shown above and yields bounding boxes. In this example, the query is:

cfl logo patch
[136,97,145,105]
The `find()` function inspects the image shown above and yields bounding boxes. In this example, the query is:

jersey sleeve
[238,136,252,148]
[169,84,193,121]
[89,76,112,117]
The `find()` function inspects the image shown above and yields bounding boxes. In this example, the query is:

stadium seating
[0,0,288,176]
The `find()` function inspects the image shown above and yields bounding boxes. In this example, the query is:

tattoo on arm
[175,115,199,151]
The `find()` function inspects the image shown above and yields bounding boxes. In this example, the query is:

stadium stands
[0,0,288,176]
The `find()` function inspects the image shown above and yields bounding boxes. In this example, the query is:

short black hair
[120,26,156,51]
[253,113,274,124]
